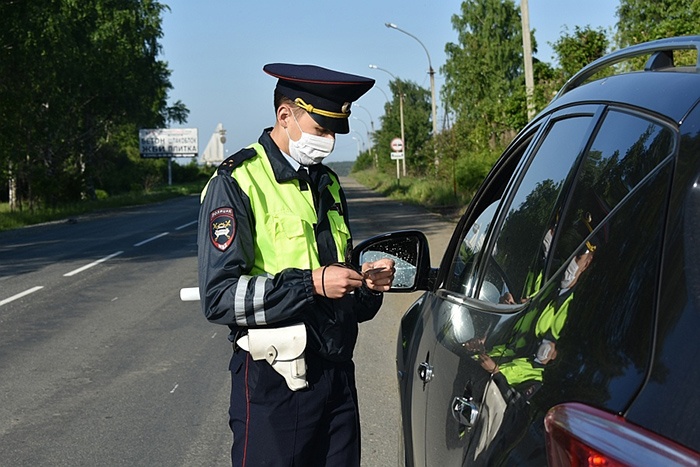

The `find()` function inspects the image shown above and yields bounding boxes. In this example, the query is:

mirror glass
[358,235,420,290]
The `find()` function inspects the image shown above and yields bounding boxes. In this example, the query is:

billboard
[139,128,198,158]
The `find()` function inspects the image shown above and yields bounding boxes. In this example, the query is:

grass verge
[0,181,206,232]
[351,169,469,220]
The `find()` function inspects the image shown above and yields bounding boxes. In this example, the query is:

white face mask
[285,112,335,165]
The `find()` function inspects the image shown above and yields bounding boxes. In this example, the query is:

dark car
[352,37,700,466]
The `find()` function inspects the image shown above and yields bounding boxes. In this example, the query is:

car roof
[544,36,700,124]
[550,71,700,124]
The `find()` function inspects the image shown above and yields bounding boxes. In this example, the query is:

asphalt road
[0,176,458,466]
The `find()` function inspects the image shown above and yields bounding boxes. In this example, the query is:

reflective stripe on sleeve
[234,275,270,326]
[234,276,250,326]
[253,276,268,325]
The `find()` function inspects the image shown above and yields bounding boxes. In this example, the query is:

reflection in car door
[399,132,527,465]
[414,109,602,466]
[402,128,535,465]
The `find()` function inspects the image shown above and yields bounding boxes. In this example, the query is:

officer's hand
[312,265,363,299]
[477,353,499,374]
[361,259,395,292]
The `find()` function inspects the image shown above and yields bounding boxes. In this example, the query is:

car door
[412,107,601,466]
[397,129,530,466]
[415,104,676,466]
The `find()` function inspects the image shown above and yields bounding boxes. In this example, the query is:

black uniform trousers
[229,348,361,466]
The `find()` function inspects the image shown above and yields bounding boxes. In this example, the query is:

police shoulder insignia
[210,207,236,251]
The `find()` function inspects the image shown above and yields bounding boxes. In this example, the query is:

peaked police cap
[263,63,374,134]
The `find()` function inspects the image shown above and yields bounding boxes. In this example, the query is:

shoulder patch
[217,148,257,176]
[210,207,236,251]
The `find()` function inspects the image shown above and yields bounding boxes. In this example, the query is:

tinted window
[537,162,673,411]
[478,116,594,303]
[550,109,676,276]
[537,109,675,409]
[443,133,534,298]
[489,165,673,466]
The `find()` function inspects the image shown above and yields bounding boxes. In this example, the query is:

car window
[476,115,595,304]
[549,109,676,277]
[480,109,676,437]
[443,130,536,299]
[529,147,675,415]
[445,200,499,298]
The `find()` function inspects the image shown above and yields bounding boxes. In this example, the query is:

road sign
[390,152,405,160]
[390,137,404,152]
[139,128,198,158]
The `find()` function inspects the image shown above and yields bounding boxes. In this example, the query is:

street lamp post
[353,105,377,167]
[354,104,375,132]
[372,86,392,110]
[369,64,406,176]
[352,116,375,168]
[351,130,366,151]
[351,137,361,157]
[520,0,535,119]
[385,22,437,137]
[385,22,439,172]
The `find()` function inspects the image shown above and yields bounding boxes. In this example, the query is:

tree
[0,0,183,208]
[442,0,525,152]
[434,0,527,199]
[372,79,432,175]
[552,26,609,81]
[616,0,700,48]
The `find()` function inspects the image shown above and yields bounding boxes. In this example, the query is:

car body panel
[624,99,700,453]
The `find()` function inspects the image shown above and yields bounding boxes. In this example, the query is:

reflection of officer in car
[470,232,597,464]
[481,242,595,381]
[197,63,395,466]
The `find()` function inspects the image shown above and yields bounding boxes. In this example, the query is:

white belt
[237,323,308,391]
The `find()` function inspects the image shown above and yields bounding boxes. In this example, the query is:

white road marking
[0,286,44,307]
[134,232,169,247]
[63,251,124,277]
[175,220,197,230]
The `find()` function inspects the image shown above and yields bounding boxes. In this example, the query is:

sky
[159,1,619,163]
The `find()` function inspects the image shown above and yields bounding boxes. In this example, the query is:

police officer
[197,63,395,466]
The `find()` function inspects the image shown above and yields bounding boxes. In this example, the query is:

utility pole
[521,0,535,120]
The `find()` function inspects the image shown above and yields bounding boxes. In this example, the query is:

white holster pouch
[236,323,308,391]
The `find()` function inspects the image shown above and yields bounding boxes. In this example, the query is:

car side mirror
[351,230,434,292]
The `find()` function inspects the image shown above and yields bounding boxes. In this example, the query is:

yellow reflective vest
[198,130,383,361]
[202,142,350,275]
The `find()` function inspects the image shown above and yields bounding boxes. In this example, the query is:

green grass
[0,181,206,232]
[352,169,470,218]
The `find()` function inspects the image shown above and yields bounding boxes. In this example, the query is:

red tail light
[544,403,700,467]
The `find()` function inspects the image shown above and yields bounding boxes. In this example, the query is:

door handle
[451,396,479,427]
[417,362,434,383]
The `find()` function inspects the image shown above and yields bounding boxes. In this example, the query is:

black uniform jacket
[197,129,383,362]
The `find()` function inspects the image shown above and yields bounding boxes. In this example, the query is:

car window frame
[470,105,603,305]
[434,119,548,294]
[544,104,680,284]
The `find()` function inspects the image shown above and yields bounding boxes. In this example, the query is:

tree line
[2,0,699,211]
[354,0,700,202]
[0,0,191,211]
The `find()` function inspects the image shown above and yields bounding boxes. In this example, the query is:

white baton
[180,287,200,301]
